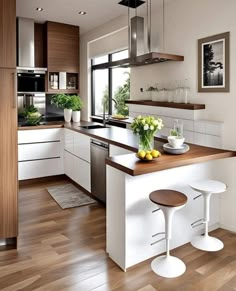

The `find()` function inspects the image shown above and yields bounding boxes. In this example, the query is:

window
[91,50,130,117]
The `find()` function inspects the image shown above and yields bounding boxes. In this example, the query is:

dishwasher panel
[91,140,109,203]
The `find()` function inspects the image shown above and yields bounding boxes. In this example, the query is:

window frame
[91,49,128,117]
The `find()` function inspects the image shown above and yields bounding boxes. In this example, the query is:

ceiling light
[36,7,43,11]
[78,11,87,15]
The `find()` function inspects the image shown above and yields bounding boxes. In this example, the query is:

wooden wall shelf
[126,100,205,110]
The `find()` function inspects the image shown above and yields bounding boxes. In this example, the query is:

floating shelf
[125,100,205,110]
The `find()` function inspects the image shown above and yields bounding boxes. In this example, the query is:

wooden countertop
[18,121,65,130]
[106,140,236,176]
[18,121,138,152]
[17,121,236,177]
[64,123,138,152]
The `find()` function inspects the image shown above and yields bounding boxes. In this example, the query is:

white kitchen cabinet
[64,150,74,181]
[64,150,91,192]
[73,155,91,192]
[64,128,74,154]
[64,129,91,192]
[64,129,90,162]
[74,132,91,162]
[18,128,64,180]
[18,158,63,180]
[18,128,62,144]
[109,144,134,157]
[18,142,61,161]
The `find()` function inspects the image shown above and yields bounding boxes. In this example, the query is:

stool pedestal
[151,255,186,278]
[151,204,186,278]
[190,180,226,252]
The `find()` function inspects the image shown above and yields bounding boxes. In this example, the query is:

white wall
[131,0,236,150]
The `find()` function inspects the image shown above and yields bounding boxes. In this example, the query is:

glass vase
[138,133,154,152]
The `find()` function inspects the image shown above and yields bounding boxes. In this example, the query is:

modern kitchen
[0,0,236,290]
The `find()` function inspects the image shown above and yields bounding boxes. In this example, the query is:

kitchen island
[105,140,236,271]
[18,121,236,272]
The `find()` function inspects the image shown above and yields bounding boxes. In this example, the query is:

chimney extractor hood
[17,18,47,71]
[92,0,184,70]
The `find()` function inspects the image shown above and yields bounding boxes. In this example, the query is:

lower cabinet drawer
[18,158,63,180]
[18,142,61,161]
[73,156,91,192]
[18,128,62,144]
[64,150,91,192]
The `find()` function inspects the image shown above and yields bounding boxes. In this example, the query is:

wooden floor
[0,178,236,291]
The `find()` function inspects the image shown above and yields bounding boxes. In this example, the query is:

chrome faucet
[102,98,117,127]
[103,101,108,127]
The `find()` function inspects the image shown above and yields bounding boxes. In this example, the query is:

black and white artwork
[202,39,224,87]
[198,32,229,92]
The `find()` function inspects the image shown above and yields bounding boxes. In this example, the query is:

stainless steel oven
[17,69,46,93]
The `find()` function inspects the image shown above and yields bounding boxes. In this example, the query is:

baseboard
[0,237,17,251]
[19,174,68,186]
[220,223,236,233]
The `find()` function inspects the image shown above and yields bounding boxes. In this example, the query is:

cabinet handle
[12,71,17,108]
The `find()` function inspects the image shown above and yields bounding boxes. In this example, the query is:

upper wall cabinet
[46,21,80,73]
[35,23,46,68]
[0,0,16,68]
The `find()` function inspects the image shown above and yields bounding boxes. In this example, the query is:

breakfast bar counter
[106,141,236,176]
[105,140,236,271]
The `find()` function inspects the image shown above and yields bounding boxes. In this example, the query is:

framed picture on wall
[198,32,230,92]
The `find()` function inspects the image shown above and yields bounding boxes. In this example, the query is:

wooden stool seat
[149,190,187,207]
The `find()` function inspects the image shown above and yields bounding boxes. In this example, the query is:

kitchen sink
[80,125,108,129]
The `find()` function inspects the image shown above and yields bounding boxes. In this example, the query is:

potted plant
[23,105,42,126]
[51,94,73,122]
[70,95,83,122]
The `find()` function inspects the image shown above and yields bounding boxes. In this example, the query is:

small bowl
[167,136,185,148]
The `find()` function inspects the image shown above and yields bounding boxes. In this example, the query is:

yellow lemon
[138,150,146,159]
[151,149,160,158]
[145,153,153,160]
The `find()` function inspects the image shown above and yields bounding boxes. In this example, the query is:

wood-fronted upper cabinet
[47,22,79,72]
[0,68,18,239]
[0,0,16,68]
[35,23,46,68]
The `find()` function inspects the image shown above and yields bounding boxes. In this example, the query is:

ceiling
[16,0,128,34]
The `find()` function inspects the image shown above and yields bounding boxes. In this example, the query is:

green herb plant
[51,94,73,109]
[70,95,84,111]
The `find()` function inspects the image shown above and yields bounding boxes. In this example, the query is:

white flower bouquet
[131,115,164,151]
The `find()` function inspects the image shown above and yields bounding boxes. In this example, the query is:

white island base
[106,160,223,271]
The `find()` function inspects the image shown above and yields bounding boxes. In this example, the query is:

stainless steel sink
[80,125,107,129]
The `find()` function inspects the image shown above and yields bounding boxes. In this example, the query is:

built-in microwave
[17,69,46,93]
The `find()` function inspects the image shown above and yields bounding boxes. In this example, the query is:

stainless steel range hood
[17,17,47,71]
[93,0,184,69]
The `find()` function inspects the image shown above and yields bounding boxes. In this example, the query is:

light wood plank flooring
[0,178,235,291]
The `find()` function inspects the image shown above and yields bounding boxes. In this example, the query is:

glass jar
[183,79,191,104]
[173,119,184,138]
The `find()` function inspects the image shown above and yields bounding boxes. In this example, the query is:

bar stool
[190,179,227,251]
[149,189,188,278]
